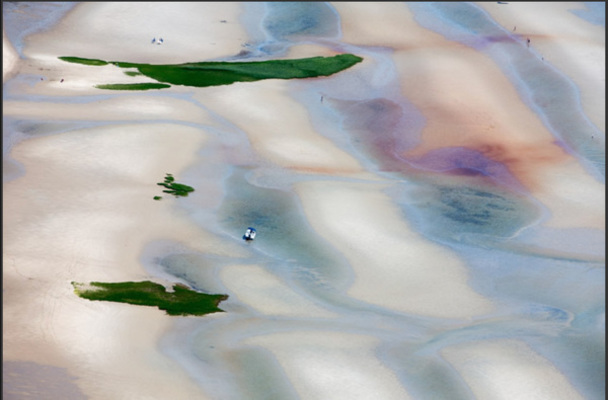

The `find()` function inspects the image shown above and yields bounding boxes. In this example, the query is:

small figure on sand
[527,37,530,47]
[151,37,164,45]
[60,78,64,83]
[513,25,516,31]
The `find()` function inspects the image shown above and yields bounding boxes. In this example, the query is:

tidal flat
[3,2,604,400]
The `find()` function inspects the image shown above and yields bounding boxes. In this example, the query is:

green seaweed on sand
[96,83,171,90]
[58,56,108,66]
[71,281,228,316]
[156,173,194,198]
[58,53,363,90]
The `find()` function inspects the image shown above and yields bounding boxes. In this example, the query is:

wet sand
[3,2,604,399]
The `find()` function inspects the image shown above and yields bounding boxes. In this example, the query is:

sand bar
[441,339,585,400]
[295,180,495,319]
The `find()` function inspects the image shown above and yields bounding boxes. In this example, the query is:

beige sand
[220,264,337,318]
[295,180,495,319]
[193,80,375,176]
[246,331,413,400]
[3,95,216,124]
[441,339,585,400]
[22,2,249,64]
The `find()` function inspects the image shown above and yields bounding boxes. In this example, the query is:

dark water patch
[408,2,605,181]
[262,2,340,41]
[391,180,541,244]
[381,347,474,400]
[217,167,353,292]
[237,2,341,58]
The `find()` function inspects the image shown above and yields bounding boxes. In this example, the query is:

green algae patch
[156,173,194,198]
[96,82,171,90]
[72,281,228,316]
[59,53,363,90]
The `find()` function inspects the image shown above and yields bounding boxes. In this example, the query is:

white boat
[243,227,256,241]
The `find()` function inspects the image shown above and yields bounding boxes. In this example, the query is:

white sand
[3,95,216,124]
[194,80,375,177]
[3,27,19,82]
[220,264,337,318]
[441,339,585,400]
[246,331,412,400]
[295,180,495,319]
[22,2,249,64]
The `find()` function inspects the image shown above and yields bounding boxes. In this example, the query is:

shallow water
[3,2,604,399]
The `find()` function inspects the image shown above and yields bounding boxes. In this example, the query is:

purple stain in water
[406,147,524,190]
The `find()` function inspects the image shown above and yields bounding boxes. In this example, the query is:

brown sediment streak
[388,36,577,193]
[401,138,573,193]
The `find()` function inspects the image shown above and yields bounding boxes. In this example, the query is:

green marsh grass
[72,281,228,316]
[96,83,171,90]
[59,54,363,90]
